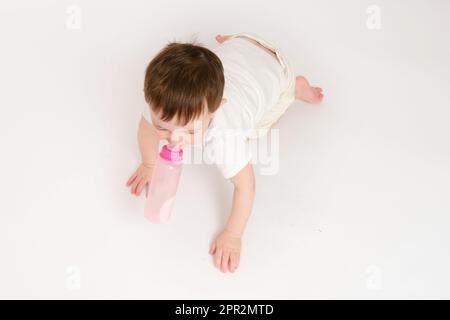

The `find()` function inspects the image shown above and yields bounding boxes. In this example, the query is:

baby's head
[143,40,226,147]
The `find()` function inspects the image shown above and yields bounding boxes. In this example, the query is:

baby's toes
[215,34,231,44]
[314,88,324,101]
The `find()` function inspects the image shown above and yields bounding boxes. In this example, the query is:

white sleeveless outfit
[202,32,296,179]
[142,32,296,179]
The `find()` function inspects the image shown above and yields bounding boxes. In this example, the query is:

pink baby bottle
[144,144,183,223]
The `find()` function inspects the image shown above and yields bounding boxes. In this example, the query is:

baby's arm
[138,116,160,167]
[227,163,256,237]
[209,162,256,273]
[126,116,160,196]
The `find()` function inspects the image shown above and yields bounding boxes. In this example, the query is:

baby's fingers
[230,252,239,272]
[209,243,216,255]
[221,251,231,273]
[127,172,138,186]
[135,179,147,196]
[214,249,223,269]
[131,176,143,194]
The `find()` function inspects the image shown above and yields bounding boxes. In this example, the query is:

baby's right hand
[126,163,154,197]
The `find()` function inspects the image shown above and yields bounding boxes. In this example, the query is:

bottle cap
[160,144,183,164]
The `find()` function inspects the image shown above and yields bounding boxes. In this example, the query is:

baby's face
[149,98,226,147]
[150,109,213,147]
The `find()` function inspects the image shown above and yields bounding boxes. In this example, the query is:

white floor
[1,0,449,299]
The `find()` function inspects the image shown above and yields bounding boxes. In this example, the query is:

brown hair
[144,40,225,126]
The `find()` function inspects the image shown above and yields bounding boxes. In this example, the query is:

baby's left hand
[209,229,241,273]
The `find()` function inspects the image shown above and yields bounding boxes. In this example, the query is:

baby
[126,32,323,273]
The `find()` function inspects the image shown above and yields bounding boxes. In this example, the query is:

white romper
[202,32,296,179]
[142,32,296,179]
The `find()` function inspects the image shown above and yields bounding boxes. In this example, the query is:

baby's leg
[295,76,323,104]
[216,35,323,103]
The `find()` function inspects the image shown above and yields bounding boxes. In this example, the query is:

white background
[1,0,449,299]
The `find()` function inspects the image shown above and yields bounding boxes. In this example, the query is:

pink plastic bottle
[144,144,183,223]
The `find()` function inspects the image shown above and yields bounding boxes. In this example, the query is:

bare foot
[295,76,323,104]
[215,34,232,44]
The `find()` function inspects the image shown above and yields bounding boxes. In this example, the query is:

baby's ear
[220,97,227,105]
